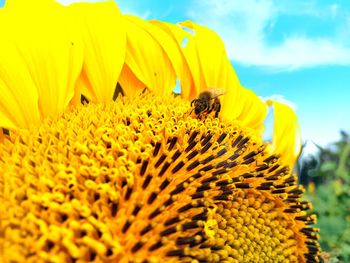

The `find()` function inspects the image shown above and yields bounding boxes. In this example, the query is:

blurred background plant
[299,131,350,262]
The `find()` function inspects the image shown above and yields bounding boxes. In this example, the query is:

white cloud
[330,4,339,17]
[263,94,297,110]
[57,0,107,5]
[118,6,151,20]
[57,0,151,19]
[188,0,350,70]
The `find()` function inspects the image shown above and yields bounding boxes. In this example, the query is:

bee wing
[205,88,227,98]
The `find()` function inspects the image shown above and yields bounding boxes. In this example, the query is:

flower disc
[0,94,320,263]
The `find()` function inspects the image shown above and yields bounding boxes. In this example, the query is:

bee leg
[191,99,197,107]
[205,100,211,114]
[198,101,210,120]
[214,99,221,118]
[207,102,215,115]
[214,104,221,118]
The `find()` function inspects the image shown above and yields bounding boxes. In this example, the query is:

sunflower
[0,1,321,262]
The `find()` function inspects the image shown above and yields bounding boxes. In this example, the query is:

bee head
[194,100,207,114]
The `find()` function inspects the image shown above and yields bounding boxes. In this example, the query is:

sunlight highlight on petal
[69,1,126,103]
[268,100,302,167]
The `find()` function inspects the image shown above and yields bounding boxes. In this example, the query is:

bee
[190,88,226,118]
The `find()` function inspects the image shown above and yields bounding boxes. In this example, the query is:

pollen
[0,93,321,262]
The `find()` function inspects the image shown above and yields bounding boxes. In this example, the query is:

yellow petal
[149,20,194,99]
[0,15,39,129]
[236,86,268,134]
[69,1,126,103]
[216,60,241,120]
[123,15,177,96]
[4,0,52,8]
[0,0,84,128]
[152,21,204,98]
[267,100,302,167]
[118,64,146,97]
[178,21,233,90]
[157,21,240,98]
[209,62,267,134]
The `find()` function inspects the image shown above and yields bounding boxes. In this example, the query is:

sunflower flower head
[0,1,321,262]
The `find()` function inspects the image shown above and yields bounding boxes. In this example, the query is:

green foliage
[300,131,350,262]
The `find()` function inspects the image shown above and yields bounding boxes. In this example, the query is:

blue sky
[2,0,350,152]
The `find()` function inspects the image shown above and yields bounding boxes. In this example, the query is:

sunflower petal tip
[268,100,301,167]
